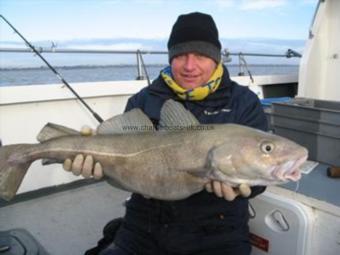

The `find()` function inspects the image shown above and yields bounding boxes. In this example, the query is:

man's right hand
[62,126,104,180]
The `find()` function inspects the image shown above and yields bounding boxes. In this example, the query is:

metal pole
[136,50,144,80]
[138,51,151,86]
[0,48,301,59]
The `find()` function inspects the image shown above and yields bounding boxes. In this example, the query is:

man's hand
[205,181,251,201]
[62,126,104,180]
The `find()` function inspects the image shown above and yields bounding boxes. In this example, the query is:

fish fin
[104,176,130,192]
[208,145,236,177]
[41,158,63,165]
[0,144,32,201]
[159,99,200,129]
[187,169,210,179]
[37,122,80,142]
[97,108,154,134]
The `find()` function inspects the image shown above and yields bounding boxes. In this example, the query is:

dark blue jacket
[115,66,268,254]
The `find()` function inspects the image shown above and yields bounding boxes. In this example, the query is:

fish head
[209,128,308,186]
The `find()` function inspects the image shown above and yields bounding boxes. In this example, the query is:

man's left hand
[205,181,251,201]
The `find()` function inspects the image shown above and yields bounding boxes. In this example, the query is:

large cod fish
[0,100,308,201]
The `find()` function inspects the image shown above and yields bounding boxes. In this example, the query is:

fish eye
[260,141,275,154]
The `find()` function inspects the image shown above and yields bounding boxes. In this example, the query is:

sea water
[0,64,298,87]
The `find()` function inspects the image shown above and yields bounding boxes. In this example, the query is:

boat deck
[0,163,339,254]
[0,180,130,254]
[282,162,340,208]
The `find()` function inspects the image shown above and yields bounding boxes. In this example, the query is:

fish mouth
[270,155,308,182]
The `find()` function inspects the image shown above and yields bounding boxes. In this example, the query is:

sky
[1,0,318,43]
[0,0,318,67]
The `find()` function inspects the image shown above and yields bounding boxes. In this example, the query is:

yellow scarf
[161,62,223,101]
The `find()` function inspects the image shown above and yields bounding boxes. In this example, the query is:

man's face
[171,53,217,89]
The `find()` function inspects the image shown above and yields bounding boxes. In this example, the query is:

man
[64,12,267,255]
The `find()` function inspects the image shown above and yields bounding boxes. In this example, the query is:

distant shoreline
[0,63,299,71]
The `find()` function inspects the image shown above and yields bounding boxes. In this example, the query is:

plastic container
[271,98,340,166]
[260,97,292,131]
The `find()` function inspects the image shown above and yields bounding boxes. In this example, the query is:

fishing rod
[0,15,104,123]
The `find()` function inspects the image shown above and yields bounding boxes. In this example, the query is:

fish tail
[0,144,34,201]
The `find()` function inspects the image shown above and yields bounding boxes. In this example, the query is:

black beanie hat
[167,12,222,63]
